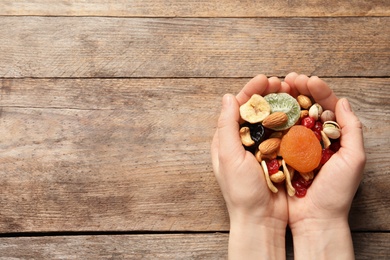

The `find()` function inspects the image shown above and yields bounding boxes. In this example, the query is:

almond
[259,138,281,155]
[262,112,288,129]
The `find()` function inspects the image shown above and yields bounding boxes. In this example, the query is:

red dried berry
[301,116,316,129]
[312,121,323,132]
[266,159,280,175]
[291,172,313,198]
[320,148,335,165]
[313,130,322,141]
[329,141,341,152]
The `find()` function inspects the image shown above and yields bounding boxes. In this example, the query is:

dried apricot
[279,125,322,173]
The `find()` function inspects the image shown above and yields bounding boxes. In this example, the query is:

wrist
[229,215,286,260]
[290,217,354,260]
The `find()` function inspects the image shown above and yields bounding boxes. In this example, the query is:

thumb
[217,94,245,161]
[335,98,366,168]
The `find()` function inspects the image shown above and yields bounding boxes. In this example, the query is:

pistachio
[320,110,336,123]
[308,103,323,121]
[239,126,255,146]
[323,121,341,139]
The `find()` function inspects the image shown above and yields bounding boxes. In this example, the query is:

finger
[335,98,366,167]
[236,74,269,105]
[264,76,282,95]
[217,94,245,161]
[284,72,299,97]
[294,74,311,96]
[279,81,291,93]
[284,72,298,87]
[307,76,339,111]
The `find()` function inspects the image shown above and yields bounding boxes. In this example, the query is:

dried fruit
[239,94,271,123]
[320,148,335,165]
[264,93,301,131]
[266,159,280,175]
[279,125,322,173]
[301,116,316,129]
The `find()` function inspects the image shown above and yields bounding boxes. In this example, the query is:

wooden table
[0,1,389,258]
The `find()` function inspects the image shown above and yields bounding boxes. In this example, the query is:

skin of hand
[284,73,367,259]
[211,75,289,259]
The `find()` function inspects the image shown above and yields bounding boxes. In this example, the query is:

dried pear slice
[264,93,300,131]
[239,94,271,123]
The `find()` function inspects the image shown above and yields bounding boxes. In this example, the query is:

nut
[239,94,271,123]
[270,170,286,183]
[321,130,331,148]
[269,131,283,139]
[297,95,312,109]
[300,110,309,119]
[255,150,277,161]
[239,126,255,147]
[262,112,288,129]
[261,160,278,193]
[259,138,281,155]
[323,121,341,139]
[308,103,323,121]
[282,159,295,197]
[300,171,314,181]
[320,110,336,123]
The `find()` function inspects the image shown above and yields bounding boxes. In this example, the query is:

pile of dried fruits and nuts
[239,93,341,198]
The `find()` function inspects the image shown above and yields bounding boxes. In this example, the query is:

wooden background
[0,1,389,259]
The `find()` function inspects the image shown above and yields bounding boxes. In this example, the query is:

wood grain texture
[1,17,389,78]
[0,78,389,232]
[0,0,389,17]
[0,233,388,259]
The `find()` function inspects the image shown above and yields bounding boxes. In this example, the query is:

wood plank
[0,78,389,232]
[1,17,389,78]
[0,0,389,17]
[0,233,388,259]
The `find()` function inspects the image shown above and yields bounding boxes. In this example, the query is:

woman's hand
[284,73,366,260]
[211,75,289,259]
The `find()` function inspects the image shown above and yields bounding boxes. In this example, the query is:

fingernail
[223,94,232,107]
[342,98,352,112]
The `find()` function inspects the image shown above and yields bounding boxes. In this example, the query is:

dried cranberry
[291,173,313,198]
[329,141,341,152]
[301,116,316,129]
[266,159,280,175]
[295,188,307,198]
[320,148,335,165]
[313,130,322,141]
[312,121,323,132]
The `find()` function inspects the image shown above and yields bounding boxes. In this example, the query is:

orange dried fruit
[279,125,322,173]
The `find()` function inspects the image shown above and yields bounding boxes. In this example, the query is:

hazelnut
[320,110,336,123]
